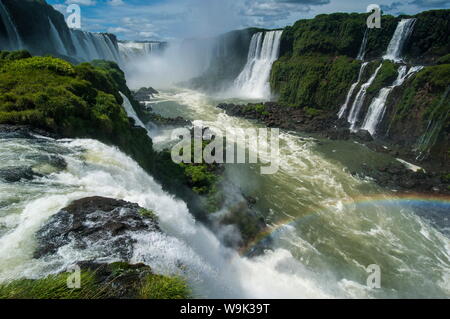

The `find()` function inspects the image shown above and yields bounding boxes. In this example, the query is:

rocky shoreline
[217,102,450,195]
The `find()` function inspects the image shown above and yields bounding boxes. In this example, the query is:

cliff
[269,10,450,169]
[0,0,121,63]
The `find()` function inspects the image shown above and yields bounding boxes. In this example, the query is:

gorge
[0,0,449,300]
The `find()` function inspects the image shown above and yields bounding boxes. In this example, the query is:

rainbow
[240,192,450,256]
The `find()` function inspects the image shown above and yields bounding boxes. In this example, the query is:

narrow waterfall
[383,19,416,62]
[361,66,423,135]
[0,0,22,50]
[338,62,369,118]
[232,30,283,100]
[119,92,152,138]
[356,29,369,60]
[415,86,450,160]
[347,63,383,130]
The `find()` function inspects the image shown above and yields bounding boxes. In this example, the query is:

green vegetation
[441,173,450,183]
[0,263,190,299]
[139,275,190,299]
[138,208,158,221]
[181,164,218,195]
[395,64,450,120]
[0,51,161,181]
[367,60,398,95]
[305,107,321,117]
[279,13,397,58]
[271,55,361,109]
[387,63,450,163]
[437,54,450,65]
[404,10,450,63]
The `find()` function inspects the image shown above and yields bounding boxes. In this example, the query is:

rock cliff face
[0,0,121,63]
[269,10,450,169]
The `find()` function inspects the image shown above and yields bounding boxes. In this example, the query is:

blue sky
[47,0,450,40]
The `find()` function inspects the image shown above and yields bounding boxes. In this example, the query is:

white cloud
[108,0,125,6]
[65,0,97,6]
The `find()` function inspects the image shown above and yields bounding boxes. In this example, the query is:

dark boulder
[34,197,160,259]
[0,166,40,182]
[352,129,374,142]
[132,87,159,102]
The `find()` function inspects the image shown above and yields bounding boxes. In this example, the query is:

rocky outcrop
[132,87,159,101]
[131,87,192,127]
[35,196,160,259]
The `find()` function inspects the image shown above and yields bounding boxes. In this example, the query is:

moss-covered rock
[0,262,190,299]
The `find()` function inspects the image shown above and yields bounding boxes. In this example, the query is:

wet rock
[34,196,160,259]
[0,166,41,182]
[352,129,374,142]
[0,124,57,139]
[326,127,350,140]
[132,87,159,102]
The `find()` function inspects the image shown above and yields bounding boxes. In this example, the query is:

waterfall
[415,86,450,160]
[0,0,22,50]
[232,30,283,100]
[356,29,369,60]
[48,18,68,56]
[119,92,153,139]
[361,66,423,135]
[68,29,122,63]
[338,62,369,118]
[383,19,416,62]
[118,41,163,61]
[347,63,383,130]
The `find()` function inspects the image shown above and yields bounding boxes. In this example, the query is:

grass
[139,275,190,299]
[0,264,191,299]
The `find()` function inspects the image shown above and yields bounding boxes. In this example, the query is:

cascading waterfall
[361,66,423,135]
[337,28,370,119]
[356,29,369,60]
[119,41,163,61]
[232,30,283,100]
[69,29,121,63]
[343,18,417,129]
[0,0,22,50]
[383,18,416,62]
[347,63,383,130]
[338,62,369,118]
[48,18,68,56]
